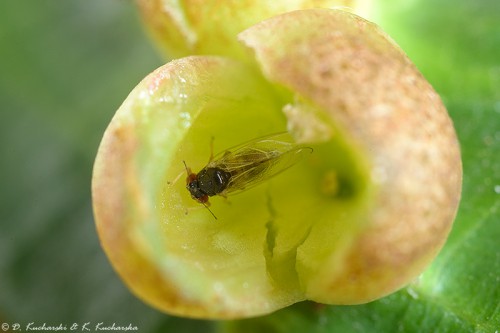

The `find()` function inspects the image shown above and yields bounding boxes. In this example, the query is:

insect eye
[187,181,197,190]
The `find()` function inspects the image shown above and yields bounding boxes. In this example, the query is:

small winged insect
[183,132,313,219]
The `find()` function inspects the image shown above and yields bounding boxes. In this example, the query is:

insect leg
[184,203,218,220]
[208,136,215,163]
[168,167,186,185]
[217,191,232,205]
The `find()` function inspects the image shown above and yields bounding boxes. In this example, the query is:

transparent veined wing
[207,132,312,195]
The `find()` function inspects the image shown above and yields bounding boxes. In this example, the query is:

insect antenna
[203,203,218,220]
[182,160,190,175]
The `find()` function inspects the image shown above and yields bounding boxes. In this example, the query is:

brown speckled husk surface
[240,9,462,303]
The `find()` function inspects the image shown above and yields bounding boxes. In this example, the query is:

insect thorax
[197,167,232,196]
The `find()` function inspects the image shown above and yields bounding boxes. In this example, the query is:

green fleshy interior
[120,55,372,314]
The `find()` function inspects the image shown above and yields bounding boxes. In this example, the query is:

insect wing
[207,132,291,160]
[208,133,312,194]
[224,146,312,194]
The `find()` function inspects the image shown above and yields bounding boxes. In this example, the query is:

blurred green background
[0,1,209,331]
[0,1,498,332]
